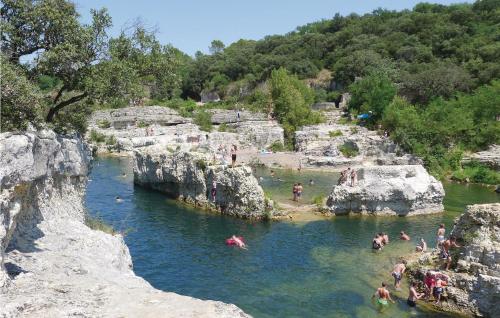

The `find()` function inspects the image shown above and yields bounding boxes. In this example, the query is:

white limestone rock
[326,165,445,216]
[134,150,271,218]
[0,131,250,317]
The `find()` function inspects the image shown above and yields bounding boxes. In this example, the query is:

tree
[0,55,43,131]
[348,72,397,120]
[269,68,323,142]
[209,40,225,54]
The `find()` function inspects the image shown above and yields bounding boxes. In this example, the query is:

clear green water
[85,157,499,318]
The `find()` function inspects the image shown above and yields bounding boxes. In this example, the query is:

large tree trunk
[46,93,87,122]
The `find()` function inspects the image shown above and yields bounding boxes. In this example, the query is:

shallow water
[85,157,499,318]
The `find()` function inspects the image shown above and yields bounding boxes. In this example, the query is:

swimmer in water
[309,179,314,186]
[115,196,123,203]
[372,282,394,310]
[231,235,247,249]
[372,234,383,250]
[400,231,411,241]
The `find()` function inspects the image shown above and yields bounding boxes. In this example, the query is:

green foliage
[0,56,43,131]
[311,194,325,208]
[195,159,207,171]
[137,121,149,128]
[97,120,111,129]
[269,68,324,142]
[85,214,116,235]
[89,130,106,143]
[269,141,285,152]
[329,130,343,138]
[382,81,500,177]
[193,110,212,132]
[105,135,117,146]
[452,161,500,185]
[339,142,359,158]
[348,72,397,121]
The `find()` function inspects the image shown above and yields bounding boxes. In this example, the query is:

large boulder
[134,150,271,218]
[0,131,249,317]
[326,165,445,216]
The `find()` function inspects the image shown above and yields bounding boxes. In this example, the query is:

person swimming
[372,282,394,309]
[400,231,410,241]
[381,232,389,245]
[309,179,314,186]
[115,196,123,203]
[372,234,383,250]
[230,235,246,249]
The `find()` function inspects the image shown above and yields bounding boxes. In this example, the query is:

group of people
[292,183,303,202]
[338,167,357,186]
[215,144,238,168]
[371,223,461,311]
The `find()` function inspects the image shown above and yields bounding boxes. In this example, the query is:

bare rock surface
[326,165,444,216]
[208,109,266,124]
[0,131,249,317]
[407,203,500,317]
[134,150,273,218]
[462,145,500,170]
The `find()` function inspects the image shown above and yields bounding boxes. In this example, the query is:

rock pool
[85,157,499,318]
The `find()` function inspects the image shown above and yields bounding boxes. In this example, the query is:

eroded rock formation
[134,150,272,218]
[0,131,249,317]
[407,203,500,317]
[325,165,445,215]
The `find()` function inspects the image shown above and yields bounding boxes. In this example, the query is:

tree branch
[46,92,88,122]
[53,84,67,104]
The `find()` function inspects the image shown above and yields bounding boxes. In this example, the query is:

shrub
[85,214,116,235]
[329,130,343,138]
[339,142,359,158]
[269,141,285,152]
[194,110,213,132]
[105,135,117,145]
[196,159,207,171]
[89,130,106,143]
[311,194,325,208]
[137,121,149,128]
[452,161,500,185]
[97,120,111,129]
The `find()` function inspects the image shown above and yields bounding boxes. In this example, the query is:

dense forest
[1,0,499,182]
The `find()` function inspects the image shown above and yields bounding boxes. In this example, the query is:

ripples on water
[85,157,498,318]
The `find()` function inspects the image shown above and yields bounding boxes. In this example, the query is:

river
[85,157,499,318]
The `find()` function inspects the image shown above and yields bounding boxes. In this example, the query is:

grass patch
[137,120,149,128]
[311,194,325,208]
[328,130,343,138]
[339,142,359,158]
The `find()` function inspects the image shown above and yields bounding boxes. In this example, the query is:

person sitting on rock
[399,231,411,241]
[441,236,461,271]
[415,238,427,252]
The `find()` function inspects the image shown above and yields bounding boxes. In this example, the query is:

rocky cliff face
[0,131,249,317]
[326,165,444,216]
[134,150,271,218]
[407,203,500,317]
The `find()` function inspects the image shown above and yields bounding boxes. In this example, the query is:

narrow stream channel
[85,157,499,318]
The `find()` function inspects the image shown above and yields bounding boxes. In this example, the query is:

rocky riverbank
[406,203,500,317]
[325,165,445,216]
[133,149,276,219]
[0,131,249,317]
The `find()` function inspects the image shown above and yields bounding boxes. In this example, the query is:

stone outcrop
[462,145,500,170]
[407,203,500,317]
[89,106,191,129]
[208,109,266,124]
[295,123,421,168]
[0,131,249,317]
[326,165,445,216]
[134,150,272,218]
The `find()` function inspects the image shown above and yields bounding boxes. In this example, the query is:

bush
[98,120,111,129]
[452,161,500,185]
[311,194,325,208]
[137,121,149,128]
[194,110,213,132]
[89,130,106,143]
[196,159,207,171]
[269,141,285,152]
[85,214,116,235]
[329,130,343,138]
[105,135,117,145]
[339,142,359,158]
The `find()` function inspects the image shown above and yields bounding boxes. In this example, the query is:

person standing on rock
[345,167,352,186]
[441,236,461,271]
[350,169,357,186]
[436,224,446,248]
[231,145,237,168]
